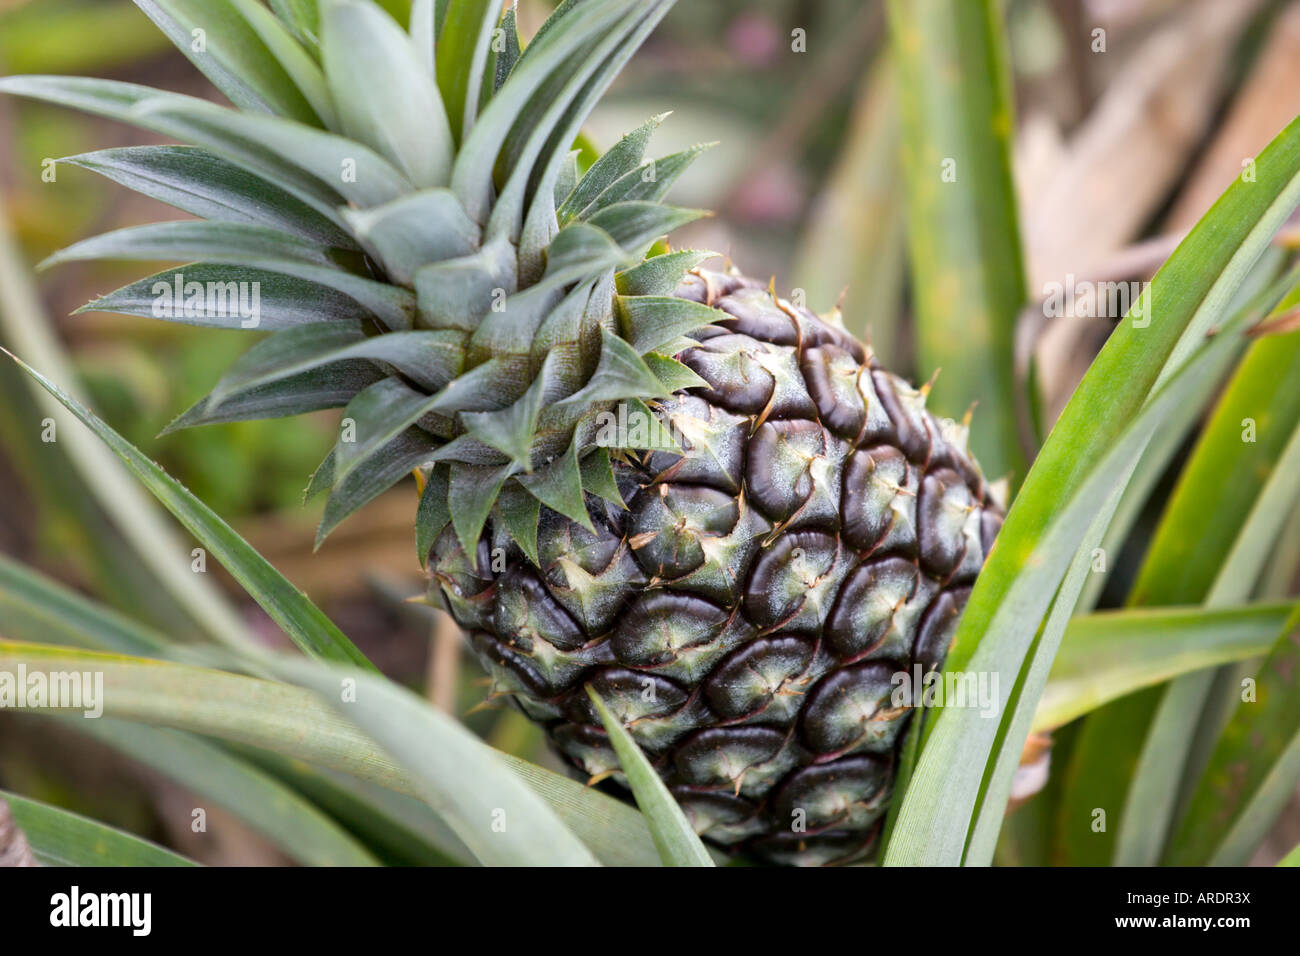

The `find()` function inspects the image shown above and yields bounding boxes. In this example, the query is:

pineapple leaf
[542,222,631,285]
[425,357,529,415]
[305,447,336,504]
[234,655,604,867]
[616,295,719,354]
[0,552,170,658]
[644,352,709,392]
[320,0,453,188]
[559,327,672,407]
[1165,605,1300,865]
[319,427,438,546]
[6,355,377,670]
[615,249,717,296]
[451,0,631,223]
[138,96,413,208]
[1074,252,1291,614]
[885,111,1300,867]
[409,0,436,73]
[585,201,708,254]
[559,112,665,222]
[133,0,321,124]
[342,189,482,286]
[593,398,681,454]
[515,2,674,268]
[462,352,556,469]
[553,150,581,209]
[226,0,338,128]
[0,74,403,212]
[449,461,512,555]
[334,379,439,485]
[1116,350,1300,867]
[468,283,567,364]
[579,447,626,508]
[414,234,519,331]
[0,642,662,865]
[76,720,381,866]
[488,2,522,96]
[269,0,322,51]
[490,2,662,245]
[4,557,466,867]
[427,433,511,466]
[496,481,543,567]
[207,322,358,402]
[1073,279,1300,867]
[167,362,383,432]
[80,265,375,331]
[1037,602,1297,731]
[518,436,594,532]
[415,462,451,567]
[581,142,716,217]
[586,688,714,867]
[888,0,1027,482]
[434,0,497,144]
[4,790,196,868]
[37,219,418,330]
[42,219,343,269]
[60,146,354,248]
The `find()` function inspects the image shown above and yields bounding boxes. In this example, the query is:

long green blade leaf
[0,642,662,866]
[587,687,713,867]
[4,790,197,867]
[884,111,1300,866]
[1038,602,1295,731]
[72,719,381,866]
[270,656,599,866]
[887,0,1026,480]
[1166,606,1300,865]
[5,354,376,671]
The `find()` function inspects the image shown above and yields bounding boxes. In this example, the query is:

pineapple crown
[0,0,726,563]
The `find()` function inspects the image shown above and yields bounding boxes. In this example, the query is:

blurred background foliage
[2,0,1300,864]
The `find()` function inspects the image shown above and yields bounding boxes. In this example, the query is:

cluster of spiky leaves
[2,0,722,557]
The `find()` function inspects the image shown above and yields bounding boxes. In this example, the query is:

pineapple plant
[2,0,1003,865]
[1,0,1299,874]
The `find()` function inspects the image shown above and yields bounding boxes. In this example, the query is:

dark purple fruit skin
[429,268,1003,866]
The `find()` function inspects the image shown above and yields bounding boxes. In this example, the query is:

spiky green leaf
[449,461,512,555]
[615,249,715,296]
[134,0,321,123]
[497,480,542,567]
[415,463,451,567]
[559,112,665,221]
[168,363,382,430]
[80,265,373,331]
[518,437,592,531]
[60,146,352,247]
[319,427,437,545]
[342,188,481,285]
[321,0,453,188]
[617,295,719,354]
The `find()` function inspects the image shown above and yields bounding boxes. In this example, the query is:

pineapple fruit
[1,0,1001,865]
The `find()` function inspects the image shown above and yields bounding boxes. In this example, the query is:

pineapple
[1,0,1001,865]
